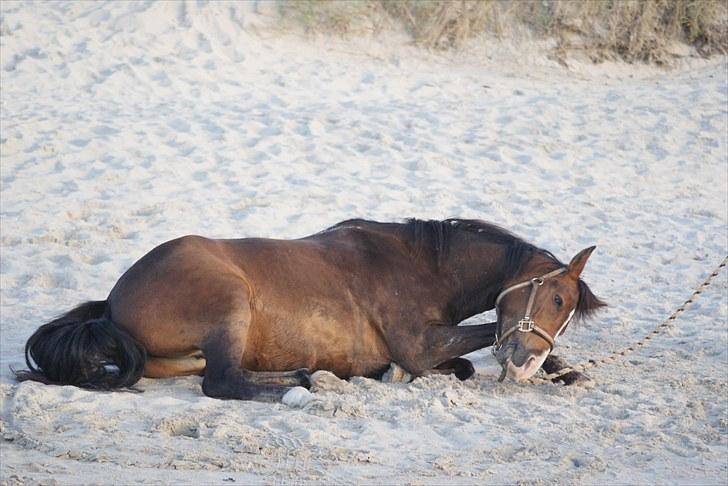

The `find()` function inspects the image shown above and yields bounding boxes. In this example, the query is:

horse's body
[18,219,605,400]
[112,223,415,379]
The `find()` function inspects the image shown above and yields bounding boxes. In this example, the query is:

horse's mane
[405,218,560,274]
[404,218,605,321]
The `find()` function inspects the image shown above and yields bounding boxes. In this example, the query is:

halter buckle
[531,277,544,286]
[517,318,535,332]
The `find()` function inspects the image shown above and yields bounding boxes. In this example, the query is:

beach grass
[279,0,728,64]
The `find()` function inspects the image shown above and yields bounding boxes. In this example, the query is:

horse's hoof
[294,368,312,389]
[554,371,594,387]
[454,360,475,381]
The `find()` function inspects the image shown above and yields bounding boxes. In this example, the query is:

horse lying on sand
[16,218,606,401]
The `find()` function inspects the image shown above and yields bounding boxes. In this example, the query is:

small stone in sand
[282,386,314,408]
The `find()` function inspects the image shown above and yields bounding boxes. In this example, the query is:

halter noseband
[493,267,574,354]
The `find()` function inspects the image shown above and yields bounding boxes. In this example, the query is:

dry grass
[381,0,501,49]
[549,0,728,64]
[277,0,392,37]
[278,0,728,65]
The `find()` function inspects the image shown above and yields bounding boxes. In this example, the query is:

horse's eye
[554,294,563,307]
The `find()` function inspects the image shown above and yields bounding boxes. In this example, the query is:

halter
[492,267,575,354]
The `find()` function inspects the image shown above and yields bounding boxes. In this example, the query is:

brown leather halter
[492,267,575,354]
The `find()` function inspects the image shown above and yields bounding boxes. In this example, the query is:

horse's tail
[14,300,147,390]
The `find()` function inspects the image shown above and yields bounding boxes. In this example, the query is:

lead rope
[525,256,728,385]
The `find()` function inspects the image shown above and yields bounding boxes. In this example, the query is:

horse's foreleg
[384,358,476,382]
[541,354,591,386]
[390,322,496,376]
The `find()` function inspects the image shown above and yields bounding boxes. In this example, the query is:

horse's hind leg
[147,358,309,389]
[202,336,292,401]
[201,306,292,401]
[243,369,311,387]
[145,354,310,387]
[144,355,205,378]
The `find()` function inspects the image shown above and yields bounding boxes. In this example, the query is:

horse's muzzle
[494,343,547,382]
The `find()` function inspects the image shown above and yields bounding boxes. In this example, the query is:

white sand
[1,2,727,485]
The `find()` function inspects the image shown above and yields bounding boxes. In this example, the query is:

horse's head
[493,246,605,382]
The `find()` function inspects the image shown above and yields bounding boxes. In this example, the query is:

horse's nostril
[523,355,543,375]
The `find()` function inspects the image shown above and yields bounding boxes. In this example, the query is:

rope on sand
[527,256,728,385]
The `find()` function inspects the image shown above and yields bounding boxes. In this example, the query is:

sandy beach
[1,2,726,484]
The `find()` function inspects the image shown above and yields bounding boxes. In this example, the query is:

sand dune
[1,2,726,484]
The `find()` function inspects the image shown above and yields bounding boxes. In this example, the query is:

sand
[1,2,726,485]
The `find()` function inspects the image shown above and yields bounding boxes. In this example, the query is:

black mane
[405,218,562,275]
[576,279,607,322]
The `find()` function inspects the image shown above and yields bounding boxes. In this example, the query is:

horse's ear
[568,246,596,278]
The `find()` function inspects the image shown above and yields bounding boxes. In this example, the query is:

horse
[15,218,606,401]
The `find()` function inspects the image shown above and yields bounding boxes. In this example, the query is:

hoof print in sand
[154,417,201,439]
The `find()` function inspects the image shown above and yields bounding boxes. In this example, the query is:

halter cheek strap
[555,307,576,338]
[493,267,572,353]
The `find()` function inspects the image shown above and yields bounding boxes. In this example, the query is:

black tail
[14,301,147,390]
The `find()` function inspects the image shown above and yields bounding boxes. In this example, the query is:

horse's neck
[441,239,511,324]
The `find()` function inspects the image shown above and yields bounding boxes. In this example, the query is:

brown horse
[16,219,605,401]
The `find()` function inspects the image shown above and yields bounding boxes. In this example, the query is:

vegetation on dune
[279,0,728,65]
